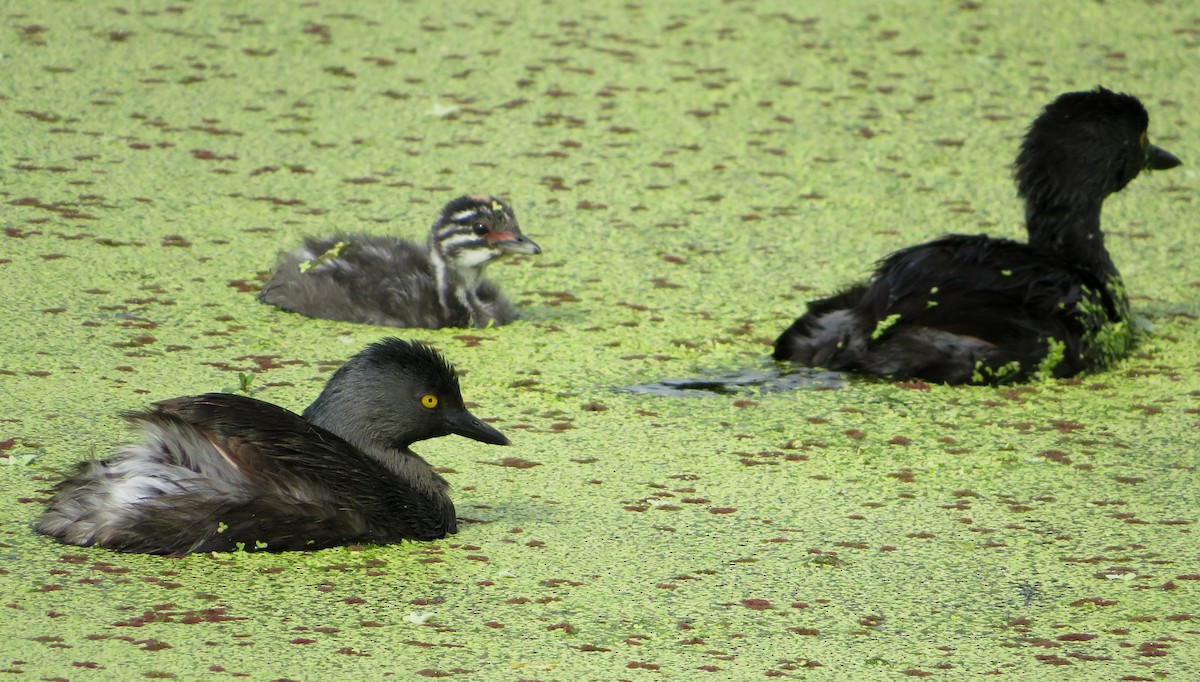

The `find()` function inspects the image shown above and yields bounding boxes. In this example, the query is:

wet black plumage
[773,88,1181,384]
[259,195,541,329]
[35,339,509,554]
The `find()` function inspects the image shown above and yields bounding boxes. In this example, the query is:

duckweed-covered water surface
[3,0,1198,679]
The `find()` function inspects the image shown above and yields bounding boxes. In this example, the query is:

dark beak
[498,233,542,256]
[1147,144,1182,171]
[442,409,510,446]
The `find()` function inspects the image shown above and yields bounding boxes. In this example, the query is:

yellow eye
[1139,130,1148,148]
[421,394,439,409]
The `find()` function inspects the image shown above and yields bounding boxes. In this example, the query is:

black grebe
[260,195,541,329]
[36,339,509,554]
[773,88,1181,384]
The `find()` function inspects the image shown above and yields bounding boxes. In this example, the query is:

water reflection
[619,365,845,397]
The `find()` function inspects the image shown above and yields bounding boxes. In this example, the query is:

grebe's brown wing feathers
[36,394,452,554]
[774,235,1115,384]
[151,393,382,492]
[155,393,457,542]
[850,235,1114,380]
[865,235,1113,336]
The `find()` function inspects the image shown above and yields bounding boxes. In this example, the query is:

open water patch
[619,365,845,397]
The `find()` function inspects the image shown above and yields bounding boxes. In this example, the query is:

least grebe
[773,88,1181,384]
[36,339,508,554]
[260,195,541,329]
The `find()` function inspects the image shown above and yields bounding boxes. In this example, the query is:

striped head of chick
[430,195,541,270]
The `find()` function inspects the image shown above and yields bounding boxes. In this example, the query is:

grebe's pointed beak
[492,232,541,256]
[442,409,510,446]
[1146,144,1182,171]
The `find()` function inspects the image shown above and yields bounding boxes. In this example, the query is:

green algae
[296,240,350,274]
[2,0,1199,679]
